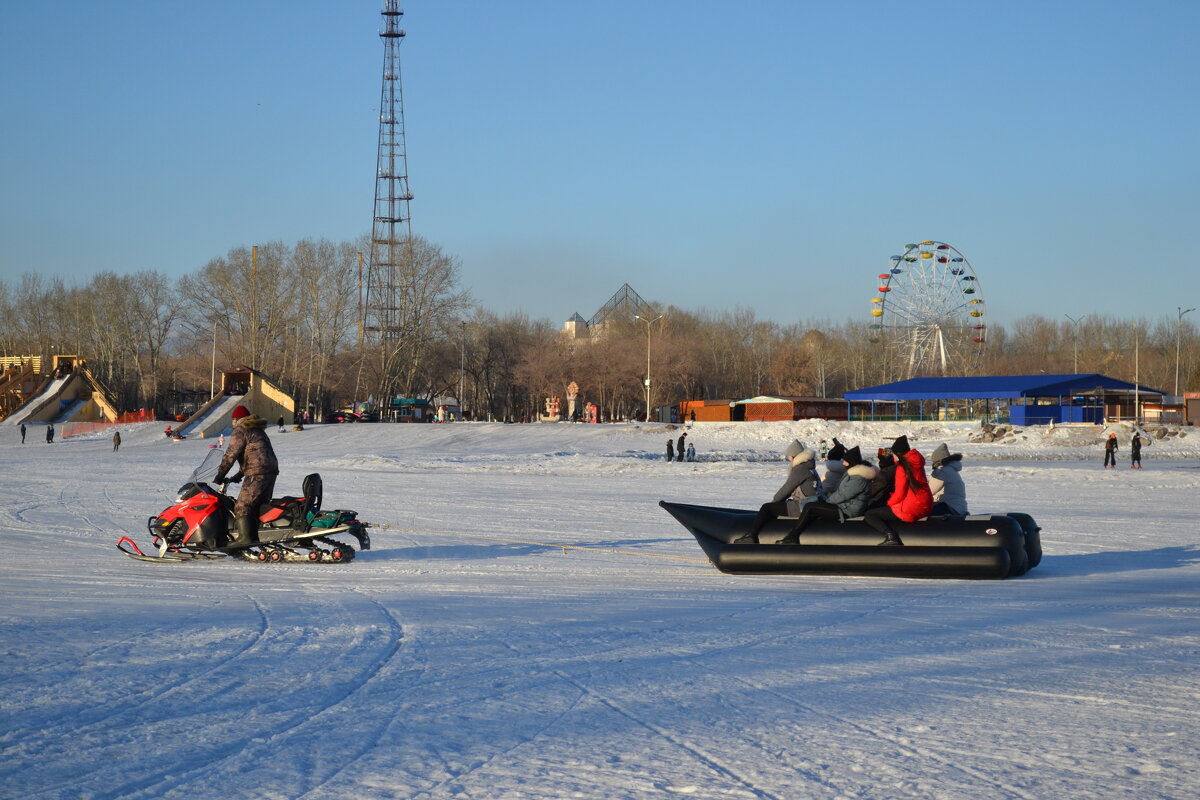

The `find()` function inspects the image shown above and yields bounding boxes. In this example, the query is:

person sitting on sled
[928,442,969,516]
[214,405,279,546]
[734,439,819,544]
[777,446,877,544]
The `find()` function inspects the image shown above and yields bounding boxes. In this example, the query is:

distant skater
[686,442,696,462]
[677,432,687,462]
[666,439,675,462]
[46,424,54,444]
[20,423,26,443]
[112,430,121,452]
[1103,433,1118,468]
[1131,433,1144,469]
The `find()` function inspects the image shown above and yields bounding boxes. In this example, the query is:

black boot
[878,531,903,546]
[778,530,801,545]
[231,516,258,546]
[733,532,759,544]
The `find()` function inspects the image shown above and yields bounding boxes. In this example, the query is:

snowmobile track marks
[554,668,788,800]
[102,591,408,800]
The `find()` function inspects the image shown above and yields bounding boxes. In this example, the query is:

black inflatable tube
[1005,512,1042,569]
[661,501,1038,580]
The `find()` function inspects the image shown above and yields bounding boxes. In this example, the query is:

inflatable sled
[660,501,1042,580]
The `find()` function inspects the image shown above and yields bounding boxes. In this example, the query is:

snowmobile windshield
[187,448,226,486]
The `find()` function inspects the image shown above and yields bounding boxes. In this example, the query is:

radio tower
[364,0,414,343]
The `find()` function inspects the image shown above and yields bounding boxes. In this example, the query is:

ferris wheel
[869,240,986,378]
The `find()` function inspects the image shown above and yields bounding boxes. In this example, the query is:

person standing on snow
[46,424,54,444]
[1131,432,1144,469]
[734,439,819,544]
[112,430,121,452]
[20,423,26,443]
[677,432,687,462]
[666,439,674,462]
[686,442,696,462]
[214,405,279,546]
[1103,433,1118,468]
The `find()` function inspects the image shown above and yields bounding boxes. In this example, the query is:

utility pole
[250,245,257,370]
[1134,332,1141,423]
[635,314,664,422]
[1064,314,1087,374]
[1176,306,1195,396]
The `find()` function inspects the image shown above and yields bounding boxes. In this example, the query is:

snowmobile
[117,448,370,564]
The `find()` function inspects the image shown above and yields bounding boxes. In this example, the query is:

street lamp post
[459,321,466,421]
[210,317,218,400]
[634,314,664,422]
[1065,314,1087,374]
[1175,306,1195,397]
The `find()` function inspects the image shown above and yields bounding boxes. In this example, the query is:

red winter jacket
[888,449,934,522]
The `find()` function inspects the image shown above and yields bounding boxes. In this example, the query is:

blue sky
[2,1,1196,327]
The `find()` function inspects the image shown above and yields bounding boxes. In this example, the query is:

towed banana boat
[660,501,1041,579]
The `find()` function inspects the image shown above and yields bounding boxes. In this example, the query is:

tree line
[2,235,1197,422]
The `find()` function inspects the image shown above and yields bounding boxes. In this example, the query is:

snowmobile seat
[257,474,323,529]
[302,473,322,514]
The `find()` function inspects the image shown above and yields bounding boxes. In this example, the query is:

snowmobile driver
[214,405,279,546]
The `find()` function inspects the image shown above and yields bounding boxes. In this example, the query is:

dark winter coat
[1104,436,1118,453]
[867,457,896,510]
[825,463,878,519]
[929,454,968,515]
[216,415,279,480]
[1131,436,1143,457]
[772,449,819,513]
[889,449,934,522]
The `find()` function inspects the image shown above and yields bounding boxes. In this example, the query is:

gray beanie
[930,442,951,465]
[785,439,806,459]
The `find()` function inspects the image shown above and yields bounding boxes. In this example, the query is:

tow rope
[370,524,710,565]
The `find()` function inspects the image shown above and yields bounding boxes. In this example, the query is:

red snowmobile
[117,449,370,563]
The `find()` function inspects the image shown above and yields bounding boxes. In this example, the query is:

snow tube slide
[660,501,1040,580]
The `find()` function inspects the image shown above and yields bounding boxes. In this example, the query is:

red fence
[63,410,157,439]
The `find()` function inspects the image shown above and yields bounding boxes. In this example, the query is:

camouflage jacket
[217,415,279,479]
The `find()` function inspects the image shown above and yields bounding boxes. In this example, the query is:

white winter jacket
[929,456,968,515]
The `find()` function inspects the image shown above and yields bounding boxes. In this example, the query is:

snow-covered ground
[2,420,1198,799]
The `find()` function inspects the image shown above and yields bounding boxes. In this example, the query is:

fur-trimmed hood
[846,463,878,481]
[791,448,816,464]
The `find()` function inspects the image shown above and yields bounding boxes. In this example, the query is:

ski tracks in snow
[7,587,417,800]
[0,595,266,753]
[111,588,413,800]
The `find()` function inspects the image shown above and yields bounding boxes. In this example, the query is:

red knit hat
[231,405,250,420]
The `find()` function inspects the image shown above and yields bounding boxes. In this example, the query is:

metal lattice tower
[364,0,414,340]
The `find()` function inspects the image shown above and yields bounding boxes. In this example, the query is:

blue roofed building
[844,374,1163,425]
